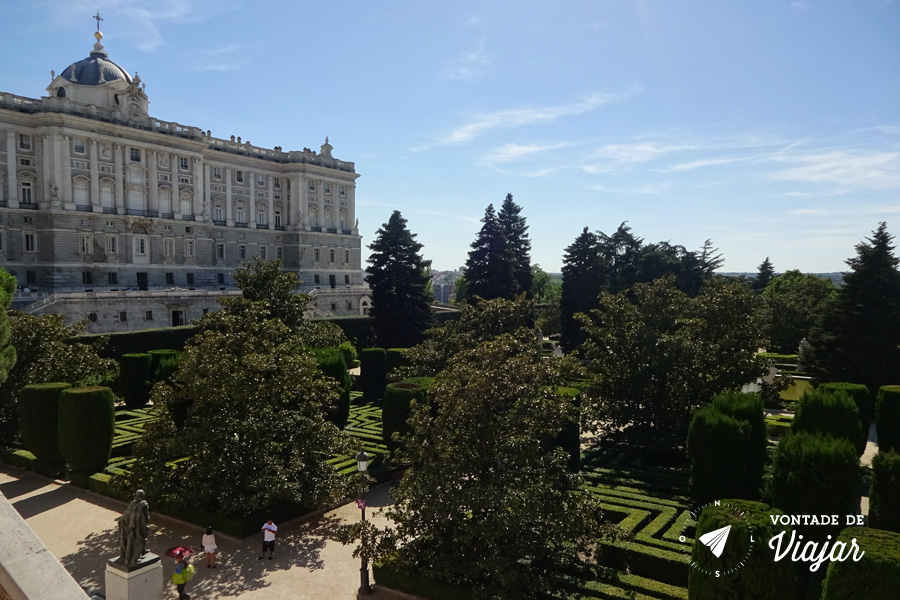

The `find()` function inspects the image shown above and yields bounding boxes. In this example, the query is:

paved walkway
[0,465,396,600]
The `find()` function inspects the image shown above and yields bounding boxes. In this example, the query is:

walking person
[259,519,277,560]
[201,526,217,568]
[172,552,194,600]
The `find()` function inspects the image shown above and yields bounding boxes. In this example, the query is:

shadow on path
[0,474,52,500]
[11,485,76,519]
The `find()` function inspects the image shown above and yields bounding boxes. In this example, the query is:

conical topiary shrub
[18,382,72,465]
[58,386,115,474]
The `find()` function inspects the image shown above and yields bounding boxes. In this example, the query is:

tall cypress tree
[464,204,516,301]
[753,257,776,291]
[366,211,433,348]
[560,227,606,353]
[810,223,900,392]
[497,193,532,296]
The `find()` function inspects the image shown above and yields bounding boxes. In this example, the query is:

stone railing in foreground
[0,491,90,600]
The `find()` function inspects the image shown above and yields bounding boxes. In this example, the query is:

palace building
[0,27,370,332]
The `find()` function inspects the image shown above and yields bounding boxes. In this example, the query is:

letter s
[716,570,720,577]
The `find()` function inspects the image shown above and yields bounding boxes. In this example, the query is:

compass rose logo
[678,500,755,577]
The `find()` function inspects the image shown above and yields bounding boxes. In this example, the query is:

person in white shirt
[201,526,217,568]
[259,519,277,560]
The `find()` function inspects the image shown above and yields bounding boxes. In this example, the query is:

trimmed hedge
[792,388,864,455]
[687,405,750,504]
[361,348,387,403]
[822,526,900,600]
[818,382,873,445]
[382,379,432,452]
[771,432,859,539]
[712,392,766,497]
[870,450,900,533]
[147,349,179,379]
[119,353,154,408]
[83,325,197,359]
[598,538,688,587]
[876,385,900,453]
[373,555,474,600]
[556,386,581,473]
[18,382,72,465]
[689,499,798,599]
[58,386,115,474]
[313,316,376,349]
[385,348,409,374]
[313,348,351,430]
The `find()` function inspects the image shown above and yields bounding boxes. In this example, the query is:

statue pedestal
[105,553,163,600]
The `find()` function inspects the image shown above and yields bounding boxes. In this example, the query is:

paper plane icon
[699,525,731,558]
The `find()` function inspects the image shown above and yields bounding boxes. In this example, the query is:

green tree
[366,211,434,348]
[532,265,561,336]
[0,269,17,388]
[126,303,351,515]
[581,276,766,454]
[225,256,308,327]
[598,222,643,293]
[762,270,835,353]
[753,257,776,292]
[810,223,900,392]
[342,332,621,599]
[401,295,535,378]
[0,312,117,444]
[560,227,605,353]
[463,204,516,301]
[497,193,532,296]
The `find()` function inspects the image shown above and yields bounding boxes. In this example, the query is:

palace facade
[0,30,370,332]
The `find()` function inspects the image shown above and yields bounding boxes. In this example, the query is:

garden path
[0,465,396,600]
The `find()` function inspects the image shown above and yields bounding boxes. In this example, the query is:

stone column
[148,150,158,216]
[289,175,300,229]
[90,138,101,211]
[114,144,125,214]
[268,175,274,227]
[5,131,16,207]
[203,164,211,222]
[249,172,255,225]
[193,156,202,218]
[225,168,233,226]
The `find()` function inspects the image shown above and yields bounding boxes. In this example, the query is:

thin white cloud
[192,43,254,72]
[442,39,493,81]
[771,149,900,190]
[664,154,761,172]
[482,142,575,165]
[438,89,640,146]
[587,182,672,194]
[581,142,692,173]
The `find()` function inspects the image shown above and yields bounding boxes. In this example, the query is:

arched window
[57,87,66,98]
[256,204,267,225]
[236,203,246,224]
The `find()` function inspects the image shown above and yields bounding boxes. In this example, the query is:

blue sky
[2,1,898,273]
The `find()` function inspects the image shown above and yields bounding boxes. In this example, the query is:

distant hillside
[720,272,844,287]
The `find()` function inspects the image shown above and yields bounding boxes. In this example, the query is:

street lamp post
[357,450,372,596]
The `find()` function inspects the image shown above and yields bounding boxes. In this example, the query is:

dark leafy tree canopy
[463,204,517,301]
[581,276,766,455]
[0,268,17,389]
[340,332,622,599]
[762,270,835,353]
[222,256,308,328]
[497,193,532,296]
[810,222,900,392]
[753,257,776,291]
[560,227,606,353]
[0,312,117,444]
[366,210,434,348]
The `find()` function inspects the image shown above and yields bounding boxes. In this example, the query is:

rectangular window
[23,216,33,224]
[26,271,36,284]
[180,157,189,170]
[202,308,209,316]
[165,272,174,285]
[274,177,281,189]
[308,180,315,191]
[257,174,265,187]
[179,176,190,184]
[344,275,350,285]
[314,248,320,262]
[314,274,320,285]
[339,185,346,197]
[214,206,223,222]
[186,273,195,285]
[329,249,335,262]
[130,147,141,162]
[257,210,266,225]
[217,273,225,284]
[260,245,268,260]
[236,207,246,223]
[73,138,85,154]
[274,211,282,227]
[324,183,331,194]
[106,235,118,254]
[20,182,33,205]
[236,170,244,183]
[24,233,37,252]
[80,234,92,254]
[216,243,225,259]
[134,237,146,255]
[185,239,195,257]
[108,272,118,285]
[164,238,174,256]
[82,271,93,285]
[239,244,247,259]
[344,249,350,263]
[119,311,127,322]
[164,225,172,232]
[185,227,193,234]
[145,310,153,320]
[276,246,283,260]
[19,134,31,150]
[19,158,32,166]
[213,167,222,179]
